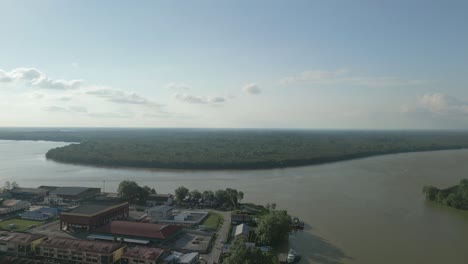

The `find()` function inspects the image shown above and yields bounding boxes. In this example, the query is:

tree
[191,189,202,201]
[4,181,11,191]
[11,181,19,189]
[223,239,276,264]
[238,191,244,203]
[271,203,277,210]
[256,210,291,246]
[118,180,140,203]
[117,180,150,205]
[175,186,189,202]
[202,190,215,201]
[422,185,438,201]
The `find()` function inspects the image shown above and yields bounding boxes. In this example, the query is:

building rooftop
[51,186,99,196]
[179,252,199,264]
[9,187,48,195]
[123,246,166,261]
[62,202,128,217]
[39,237,124,254]
[234,224,250,237]
[37,186,59,192]
[1,199,25,207]
[148,205,173,212]
[0,256,47,264]
[94,221,182,240]
[0,231,46,245]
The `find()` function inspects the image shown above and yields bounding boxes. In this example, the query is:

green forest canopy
[2,128,468,170]
[423,179,468,210]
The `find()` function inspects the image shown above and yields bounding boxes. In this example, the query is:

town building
[148,208,209,227]
[92,221,183,245]
[0,256,47,264]
[121,246,168,264]
[36,237,125,264]
[59,202,129,231]
[163,251,200,264]
[146,194,174,207]
[9,187,48,202]
[21,207,60,221]
[0,199,30,215]
[147,205,174,221]
[231,214,254,225]
[0,231,47,257]
[43,186,101,205]
[233,224,250,240]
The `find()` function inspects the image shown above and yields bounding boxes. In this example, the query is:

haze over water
[2,140,468,264]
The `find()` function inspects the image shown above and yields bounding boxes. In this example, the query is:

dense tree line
[255,210,291,247]
[423,179,468,209]
[117,180,155,205]
[36,129,468,170]
[175,186,243,209]
[223,238,277,264]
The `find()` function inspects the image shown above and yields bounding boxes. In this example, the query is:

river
[1,140,468,264]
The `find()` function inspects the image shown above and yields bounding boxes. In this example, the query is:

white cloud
[0,67,83,90]
[242,83,261,95]
[86,87,162,108]
[43,105,88,113]
[165,82,191,90]
[403,93,468,116]
[173,93,226,104]
[280,69,427,87]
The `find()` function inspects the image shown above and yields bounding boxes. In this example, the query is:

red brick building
[59,202,129,231]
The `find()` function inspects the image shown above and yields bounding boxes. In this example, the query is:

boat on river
[287,249,297,263]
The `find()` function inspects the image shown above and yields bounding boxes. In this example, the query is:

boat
[292,217,305,229]
[287,248,297,263]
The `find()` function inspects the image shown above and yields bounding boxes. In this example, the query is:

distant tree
[3,181,11,191]
[215,189,228,205]
[191,189,202,201]
[175,186,189,202]
[271,203,277,210]
[223,239,276,264]
[117,180,150,204]
[238,191,244,203]
[256,210,291,246]
[422,185,438,201]
[202,190,215,201]
[265,203,271,210]
[11,181,19,189]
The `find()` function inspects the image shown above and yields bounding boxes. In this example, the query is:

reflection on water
[2,140,468,263]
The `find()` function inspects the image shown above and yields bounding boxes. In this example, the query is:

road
[201,210,231,264]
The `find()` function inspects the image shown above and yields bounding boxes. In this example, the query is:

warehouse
[59,202,129,231]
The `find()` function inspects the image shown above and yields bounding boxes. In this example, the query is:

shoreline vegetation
[3,129,468,170]
[423,179,468,210]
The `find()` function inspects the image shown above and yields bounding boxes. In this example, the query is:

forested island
[423,179,468,210]
[2,128,468,170]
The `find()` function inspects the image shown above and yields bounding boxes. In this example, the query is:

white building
[0,199,30,215]
[233,224,250,240]
[43,193,64,205]
[147,205,174,222]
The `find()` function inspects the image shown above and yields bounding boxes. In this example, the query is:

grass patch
[202,212,223,230]
[0,219,43,231]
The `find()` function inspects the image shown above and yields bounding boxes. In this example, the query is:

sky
[1,0,468,129]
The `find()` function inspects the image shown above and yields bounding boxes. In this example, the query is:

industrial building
[59,202,129,231]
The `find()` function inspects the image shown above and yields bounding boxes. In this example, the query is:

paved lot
[200,210,231,264]
[29,220,86,239]
[166,231,213,253]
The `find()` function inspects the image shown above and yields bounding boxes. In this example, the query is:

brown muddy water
[1,140,468,264]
